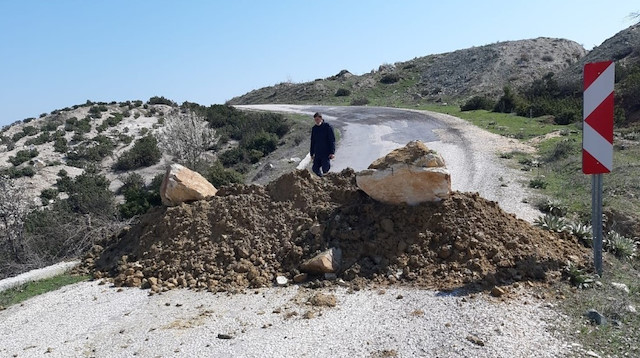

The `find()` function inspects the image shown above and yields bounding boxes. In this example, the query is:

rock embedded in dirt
[300,248,342,274]
[356,140,451,205]
[88,168,590,294]
[160,163,217,206]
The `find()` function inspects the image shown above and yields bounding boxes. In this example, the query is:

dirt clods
[86,169,591,293]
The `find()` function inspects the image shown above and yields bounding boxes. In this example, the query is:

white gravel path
[0,281,577,358]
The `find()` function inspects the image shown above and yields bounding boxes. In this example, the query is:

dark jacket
[310,121,335,158]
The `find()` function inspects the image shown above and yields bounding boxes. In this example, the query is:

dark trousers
[312,156,331,177]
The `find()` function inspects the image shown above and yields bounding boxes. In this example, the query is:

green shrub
[12,131,27,142]
[65,135,114,164]
[1,166,36,178]
[20,166,36,177]
[335,88,351,97]
[380,73,400,84]
[529,177,547,189]
[64,168,116,216]
[42,120,62,132]
[66,117,91,134]
[103,113,123,127]
[535,198,567,216]
[553,110,578,125]
[148,96,176,106]
[25,132,51,146]
[118,173,162,218]
[493,86,521,113]
[247,149,263,163]
[40,188,58,205]
[9,149,38,166]
[203,161,244,188]
[243,131,277,156]
[351,97,370,106]
[219,147,244,166]
[22,126,39,136]
[541,139,576,163]
[113,135,162,171]
[461,96,495,111]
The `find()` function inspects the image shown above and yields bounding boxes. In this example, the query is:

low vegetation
[0,274,89,309]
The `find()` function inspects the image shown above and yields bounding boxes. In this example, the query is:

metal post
[592,174,603,276]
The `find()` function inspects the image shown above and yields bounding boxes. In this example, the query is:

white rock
[611,282,630,293]
[356,140,451,205]
[276,276,288,286]
[160,163,217,206]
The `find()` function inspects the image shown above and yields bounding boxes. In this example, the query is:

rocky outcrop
[160,163,217,206]
[356,141,451,205]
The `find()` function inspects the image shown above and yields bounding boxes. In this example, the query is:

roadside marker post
[582,60,614,276]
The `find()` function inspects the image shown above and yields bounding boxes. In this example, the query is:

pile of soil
[85,169,591,293]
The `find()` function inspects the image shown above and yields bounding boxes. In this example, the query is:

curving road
[238,104,542,222]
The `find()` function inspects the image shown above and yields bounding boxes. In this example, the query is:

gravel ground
[0,281,577,358]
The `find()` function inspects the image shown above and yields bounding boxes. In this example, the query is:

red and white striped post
[583,60,614,276]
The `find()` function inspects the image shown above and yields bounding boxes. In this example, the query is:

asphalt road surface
[237,104,541,223]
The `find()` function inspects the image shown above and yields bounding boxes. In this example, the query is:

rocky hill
[228,37,587,106]
[557,23,640,86]
[228,24,640,114]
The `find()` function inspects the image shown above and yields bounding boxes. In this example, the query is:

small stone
[309,224,322,236]
[276,276,288,286]
[491,286,506,297]
[585,309,607,325]
[466,334,485,346]
[293,273,308,283]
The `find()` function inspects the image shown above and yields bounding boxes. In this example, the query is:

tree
[156,110,218,170]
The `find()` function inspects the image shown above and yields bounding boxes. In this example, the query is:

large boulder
[160,163,217,206]
[355,140,451,205]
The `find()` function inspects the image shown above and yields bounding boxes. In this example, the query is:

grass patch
[553,257,640,356]
[418,105,559,139]
[0,274,89,309]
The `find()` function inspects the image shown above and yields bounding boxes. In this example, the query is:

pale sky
[1,0,638,127]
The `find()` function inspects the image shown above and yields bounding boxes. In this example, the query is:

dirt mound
[86,169,591,293]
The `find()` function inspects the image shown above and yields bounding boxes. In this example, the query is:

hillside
[228,25,640,125]
[227,37,587,106]
[557,23,640,85]
[0,101,308,206]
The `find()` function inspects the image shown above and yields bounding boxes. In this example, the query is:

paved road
[237,104,540,223]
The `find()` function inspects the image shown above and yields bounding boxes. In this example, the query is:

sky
[1,1,638,127]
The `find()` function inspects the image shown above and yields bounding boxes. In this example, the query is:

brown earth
[84,168,591,294]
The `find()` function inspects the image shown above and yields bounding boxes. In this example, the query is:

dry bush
[155,110,218,170]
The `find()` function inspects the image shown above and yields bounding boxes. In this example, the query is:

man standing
[310,112,335,177]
